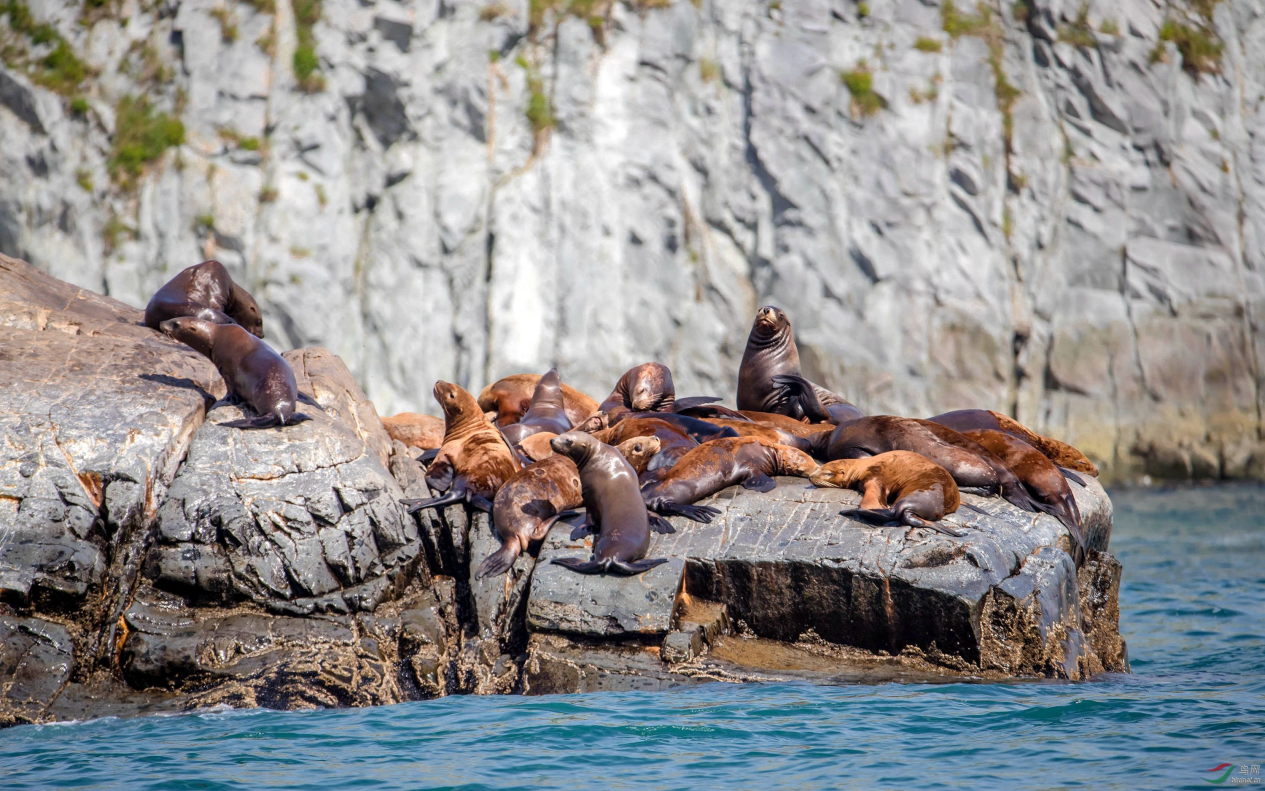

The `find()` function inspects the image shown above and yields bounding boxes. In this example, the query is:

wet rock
[0,616,73,726]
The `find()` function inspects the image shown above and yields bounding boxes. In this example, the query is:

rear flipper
[770,374,833,423]
[280,412,312,425]
[649,499,721,524]
[671,396,722,411]
[1059,467,1087,487]
[959,502,991,516]
[649,513,677,535]
[468,493,494,513]
[220,414,280,429]
[1000,482,1040,513]
[551,556,668,576]
[741,473,776,493]
[476,542,520,579]
[401,489,466,514]
[901,512,966,538]
[297,392,327,412]
[1035,497,1086,562]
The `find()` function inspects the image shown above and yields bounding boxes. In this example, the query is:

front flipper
[297,392,327,412]
[401,489,466,514]
[418,448,440,464]
[649,499,721,523]
[425,458,455,492]
[902,512,967,537]
[568,514,596,541]
[741,473,776,493]
[280,412,312,425]
[1058,467,1087,487]
[771,374,833,423]
[220,414,280,429]
[649,513,677,534]
[468,493,495,513]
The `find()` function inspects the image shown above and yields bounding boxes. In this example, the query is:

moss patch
[913,36,942,53]
[109,96,185,190]
[1,0,90,96]
[840,62,885,117]
[293,0,323,91]
[1154,17,1222,75]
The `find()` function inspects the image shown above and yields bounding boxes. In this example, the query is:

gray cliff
[1,0,1262,483]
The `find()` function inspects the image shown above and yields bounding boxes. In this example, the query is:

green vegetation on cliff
[109,96,185,190]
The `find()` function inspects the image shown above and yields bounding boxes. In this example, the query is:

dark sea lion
[639,437,818,519]
[548,431,667,576]
[598,362,676,420]
[145,260,264,338]
[671,399,753,421]
[500,368,573,445]
[928,409,1099,477]
[736,306,860,423]
[516,432,660,475]
[824,416,1039,512]
[593,417,700,473]
[700,417,815,454]
[810,452,964,536]
[478,374,599,427]
[159,317,308,429]
[961,429,1086,560]
[402,381,521,513]
[639,412,738,443]
[477,455,584,579]
[381,412,445,450]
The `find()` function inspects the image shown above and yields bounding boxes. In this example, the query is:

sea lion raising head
[598,362,676,417]
[736,306,859,423]
[146,260,264,338]
[160,317,307,429]
[500,368,574,445]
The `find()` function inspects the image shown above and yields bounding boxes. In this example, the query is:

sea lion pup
[825,416,1040,513]
[500,368,573,445]
[381,412,445,450]
[159,317,309,429]
[699,418,815,454]
[928,409,1098,478]
[736,305,861,423]
[477,455,583,579]
[401,381,521,514]
[809,452,964,537]
[639,437,819,519]
[592,417,699,473]
[145,260,265,338]
[478,374,599,427]
[548,431,668,576]
[597,362,677,423]
[960,429,1086,559]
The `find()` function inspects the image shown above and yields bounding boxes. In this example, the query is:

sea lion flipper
[425,458,455,492]
[401,490,465,514]
[568,515,596,541]
[609,558,669,575]
[649,513,677,535]
[297,392,327,412]
[284,412,312,424]
[1058,467,1087,486]
[958,502,990,516]
[551,557,603,574]
[220,415,280,429]
[902,513,967,537]
[418,448,440,464]
[741,473,776,492]
[476,544,519,579]
[652,500,720,524]
[535,510,582,541]
[672,396,722,411]
[770,374,832,423]
[468,493,495,513]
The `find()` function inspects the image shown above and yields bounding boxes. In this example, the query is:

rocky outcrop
[1,0,1263,482]
[0,257,1126,726]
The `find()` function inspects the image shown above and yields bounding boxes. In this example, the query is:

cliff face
[2,0,1264,481]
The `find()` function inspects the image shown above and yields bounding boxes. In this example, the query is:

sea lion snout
[754,306,785,330]
[809,467,841,487]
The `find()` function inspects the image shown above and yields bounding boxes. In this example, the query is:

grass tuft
[109,96,184,190]
[840,62,885,117]
[913,36,942,53]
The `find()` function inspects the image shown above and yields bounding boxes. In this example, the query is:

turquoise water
[3,486,1263,790]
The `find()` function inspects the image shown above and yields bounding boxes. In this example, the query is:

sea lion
[810,452,964,536]
[598,362,677,423]
[516,431,660,474]
[478,374,599,427]
[736,306,860,422]
[145,260,264,338]
[824,416,1039,512]
[700,417,815,454]
[500,368,574,446]
[738,411,834,438]
[928,409,1098,477]
[639,437,818,519]
[592,417,700,474]
[381,412,445,450]
[961,429,1085,560]
[159,317,309,429]
[401,381,521,513]
[548,431,668,576]
[518,432,560,462]
[477,454,583,579]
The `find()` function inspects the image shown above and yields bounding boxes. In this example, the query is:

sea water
[2,485,1262,790]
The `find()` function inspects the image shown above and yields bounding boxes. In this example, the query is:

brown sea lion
[961,429,1085,560]
[500,368,574,446]
[159,317,309,429]
[738,411,833,438]
[516,432,660,474]
[477,455,583,579]
[700,418,815,454]
[592,417,699,473]
[145,260,264,338]
[736,306,860,423]
[401,381,521,513]
[928,409,1098,478]
[548,431,668,576]
[825,416,1039,512]
[381,412,445,450]
[518,432,560,462]
[478,374,599,427]
[810,452,963,536]
[598,362,676,421]
[639,437,819,519]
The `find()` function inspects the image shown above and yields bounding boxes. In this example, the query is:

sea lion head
[751,306,790,339]
[228,283,265,339]
[573,412,609,433]
[550,430,599,467]
[627,362,674,411]
[616,436,661,475]
[433,381,479,425]
[808,459,855,489]
[159,316,218,358]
